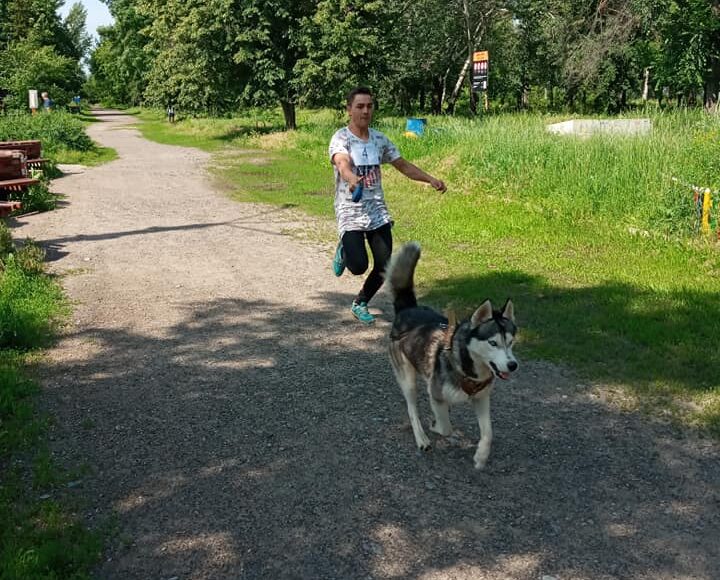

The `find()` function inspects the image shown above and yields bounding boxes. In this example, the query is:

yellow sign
[473,51,489,62]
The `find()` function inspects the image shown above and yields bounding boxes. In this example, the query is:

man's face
[347,94,374,128]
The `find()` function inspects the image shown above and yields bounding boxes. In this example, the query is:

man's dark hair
[346,87,373,107]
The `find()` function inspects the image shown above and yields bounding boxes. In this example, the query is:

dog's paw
[416,433,432,451]
[473,447,490,470]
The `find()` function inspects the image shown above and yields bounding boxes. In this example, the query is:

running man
[329,87,446,324]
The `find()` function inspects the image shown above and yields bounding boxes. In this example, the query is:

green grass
[1,236,102,578]
[0,256,67,349]
[53,146,118,166]
[133,106,720,435]
[0,402,103,580]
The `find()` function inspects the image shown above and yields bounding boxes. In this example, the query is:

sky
[58,0,114,41]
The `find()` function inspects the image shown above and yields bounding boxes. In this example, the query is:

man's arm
[332,153,363,191]
[390,157,447,192]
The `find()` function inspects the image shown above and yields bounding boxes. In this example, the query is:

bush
[0,40,83,113]
[18,182,57,213]
[0,110,94,154]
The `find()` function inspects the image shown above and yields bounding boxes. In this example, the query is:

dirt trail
[11,110,720,580]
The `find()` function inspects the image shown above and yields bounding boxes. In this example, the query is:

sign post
[471,50,489,112]
[28,90,38,114]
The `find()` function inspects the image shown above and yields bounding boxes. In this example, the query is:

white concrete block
[547,118,652,137]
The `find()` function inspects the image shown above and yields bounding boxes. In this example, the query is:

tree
[138,0,242,113]
[0,0,86,109]
[445,0,509,115]
[383,0,470,113]
[64,2,93,63]
[232,0,317,129]
[0,39,83,110]
[1,0,78,58]
[648,0,720,109]
[88,0,151,106]
[296,0,399,110]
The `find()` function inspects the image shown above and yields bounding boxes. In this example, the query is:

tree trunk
[440,66,452,113]
[446,1,486,115]
[642,67,650,101]
[432,76,443,114]
[401,91,411,114]
[468,76,478,114]
[446,55,471,115]
[462,0,476,116]
[280,100,296,130]
[705,56,720,112]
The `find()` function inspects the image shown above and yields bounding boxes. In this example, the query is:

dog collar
[459,374,494,396]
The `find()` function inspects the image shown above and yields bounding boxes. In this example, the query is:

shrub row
[0,111,94,153]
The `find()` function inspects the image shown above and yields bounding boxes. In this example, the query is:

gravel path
[11,110,720,580]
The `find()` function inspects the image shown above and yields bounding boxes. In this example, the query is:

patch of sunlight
[156,532,238,568]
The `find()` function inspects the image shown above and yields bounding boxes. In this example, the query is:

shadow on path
[16,205,301,263]
[39,292,720,579]
[423,270,720,403]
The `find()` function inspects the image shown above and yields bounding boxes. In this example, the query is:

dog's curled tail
[386,241,421,314]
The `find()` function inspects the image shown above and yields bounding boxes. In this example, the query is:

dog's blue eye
[489,340,497,347]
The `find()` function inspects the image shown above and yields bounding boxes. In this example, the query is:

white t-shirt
[328,127,401,235]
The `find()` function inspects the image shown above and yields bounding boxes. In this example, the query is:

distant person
[41,92,54,112]
[329,86,446,325]
[167,104,175,123]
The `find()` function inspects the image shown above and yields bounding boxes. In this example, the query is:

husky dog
[387,242,518,469]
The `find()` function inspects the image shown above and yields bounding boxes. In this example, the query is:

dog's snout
[508,360,518,372]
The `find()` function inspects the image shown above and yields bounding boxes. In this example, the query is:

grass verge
[133,106,720,436]
[0,230,102,578]
[53,146,118,167]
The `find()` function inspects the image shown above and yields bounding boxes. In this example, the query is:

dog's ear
[471,300,493,328]
[501,299,515,322]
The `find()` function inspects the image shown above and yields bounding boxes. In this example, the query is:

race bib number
[349,141,380,167]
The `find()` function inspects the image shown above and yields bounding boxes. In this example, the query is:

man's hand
[390,158,446,193]
[349,174,364,193]
[429,177,447,193]
[332,153,363,192]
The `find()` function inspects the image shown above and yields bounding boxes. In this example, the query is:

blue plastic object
[352,180,364,202]
[405,117,427,137]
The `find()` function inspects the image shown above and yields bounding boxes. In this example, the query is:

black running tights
[342,223,393,305]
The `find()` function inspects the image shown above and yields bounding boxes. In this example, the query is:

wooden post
[701,189,712,236]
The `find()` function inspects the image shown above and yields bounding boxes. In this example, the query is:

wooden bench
[0,150,39,189]
[0,150,33,215]
[0,176,36,218]
[0,140,48,169]
[0,200,22,218]
[0,177,39,192]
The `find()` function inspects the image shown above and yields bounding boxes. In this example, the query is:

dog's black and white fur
[387,242,518,469]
